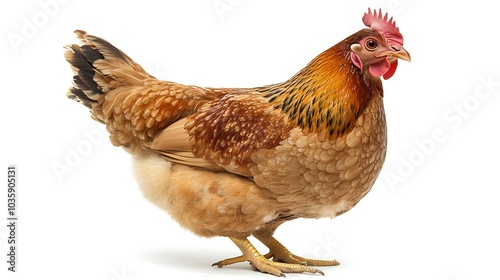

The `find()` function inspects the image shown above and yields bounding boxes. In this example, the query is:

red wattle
[383,60,398,80]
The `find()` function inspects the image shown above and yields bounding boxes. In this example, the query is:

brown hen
[64,8,410,277]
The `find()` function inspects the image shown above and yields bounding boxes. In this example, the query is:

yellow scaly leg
[214,237,324,277]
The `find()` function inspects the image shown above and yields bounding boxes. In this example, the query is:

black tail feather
[70,44,104,94]
[65,30,153,109]
[67,87,95,109]
[80,44,104,65]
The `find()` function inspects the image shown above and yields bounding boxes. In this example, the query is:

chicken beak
[379,47,411,62]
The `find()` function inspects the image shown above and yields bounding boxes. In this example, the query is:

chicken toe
[254,232,340,267]
[212,255,246,268]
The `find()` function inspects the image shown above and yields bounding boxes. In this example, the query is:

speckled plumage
[65,9,409,276]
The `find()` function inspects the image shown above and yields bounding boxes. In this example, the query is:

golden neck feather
[258,44,383,139]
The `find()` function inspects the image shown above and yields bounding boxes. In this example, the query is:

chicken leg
[216,237,324,277]
[214,227,339,276]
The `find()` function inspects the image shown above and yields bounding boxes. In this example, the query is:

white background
[1,1,499,279]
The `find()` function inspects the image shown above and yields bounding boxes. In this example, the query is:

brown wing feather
[184,91,294,176]
[149,89,295,177]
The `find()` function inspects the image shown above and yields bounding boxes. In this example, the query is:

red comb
[362,8,403,48]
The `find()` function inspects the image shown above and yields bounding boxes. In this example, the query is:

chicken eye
[365,39,378,51]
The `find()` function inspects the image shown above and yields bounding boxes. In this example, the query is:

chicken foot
[253,231,340,267]
[213,237,324,277]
